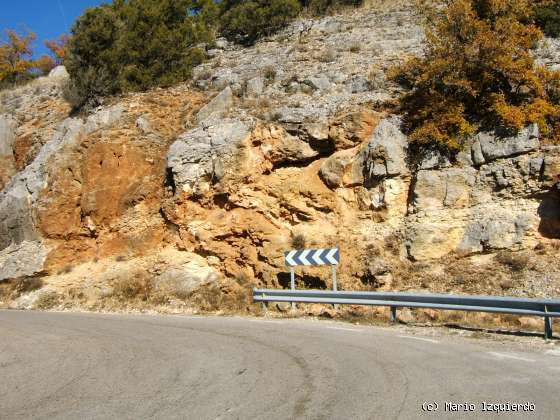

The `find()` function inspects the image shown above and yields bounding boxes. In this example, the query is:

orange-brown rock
[328,109,380,150]
[32,88,207,273]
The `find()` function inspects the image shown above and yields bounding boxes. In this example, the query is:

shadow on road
[443,323,557,340]
[392,320,557,340]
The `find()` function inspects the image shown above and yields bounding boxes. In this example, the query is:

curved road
[1,310,559,419]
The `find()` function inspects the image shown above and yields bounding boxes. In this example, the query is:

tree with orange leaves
[390,0,560,154]
[45,34,70,65]
[0,29,37,87]
[34,54,56,75]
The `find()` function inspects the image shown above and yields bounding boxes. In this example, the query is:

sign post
[290,266,296,310]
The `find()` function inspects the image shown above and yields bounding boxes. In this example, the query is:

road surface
[1,310,559,419]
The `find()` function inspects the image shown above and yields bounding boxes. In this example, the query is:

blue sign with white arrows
[285,248,340,267]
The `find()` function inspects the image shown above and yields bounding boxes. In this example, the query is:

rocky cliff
[0,3,559,322]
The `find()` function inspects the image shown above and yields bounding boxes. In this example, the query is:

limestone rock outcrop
[0,114,17,190]
[472,124,540,165]
[359,116,409,180]
[48,65,70,79]
[404,126,559,260]
[0,241,49,281]
[0,82,206,284]
[195,87,234,123]
[168,118,253,193]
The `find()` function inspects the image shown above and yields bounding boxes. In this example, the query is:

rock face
[48,65,70,79]
[0,82,206,283]
[0,3,559,311]
[359,116,409,180]
[472,124,540,165]
[319,147,362,188]
[0,115,17,189]
[0,241,49,281]
[0,118,85,251]
[404,127,559,260]
[168,118,252,193]
[155,260,219,295]
[195,87,233,123]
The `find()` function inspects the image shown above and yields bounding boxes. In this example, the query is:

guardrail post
[390,306,397,323]
[261,292,267,314]
[545,305,553,339]
[290,266,295,310]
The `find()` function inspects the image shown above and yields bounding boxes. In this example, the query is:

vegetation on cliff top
[64,0,215,108]
[0,30,68,89]
[5,0,560,147]
[219,0,363,45]
[390,0,560,154]
[536,0,560,37]
[63,0,364,106]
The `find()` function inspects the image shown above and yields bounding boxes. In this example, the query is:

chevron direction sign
[285,248,340,267]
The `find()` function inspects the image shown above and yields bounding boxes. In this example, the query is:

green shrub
[219,0,363,45]
[535,1,560,37]
[302,0,363,15]
[64,0,366,103]
[220,0,302,45]
[65,0,215,108]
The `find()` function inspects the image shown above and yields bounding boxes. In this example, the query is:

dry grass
[221,282,254,313]
[269,110,283,122]
[195,69,213,82]
[88,268,255,314]
[0,277,43,300]
[291,233,307,250]
[240,97,271,117]
[348,42,361,53]
[364,243,381,259]
[495,251,530,272]
[190,283,223,311]
[262,66,277,84]
[35,291,61,310]
[188,273,255,314]
[163,280,190,301]
[383,233,401,256]
[367,64,386,90]
[112,273,154,301]
[319,48,337,63]
[57,265,74,275]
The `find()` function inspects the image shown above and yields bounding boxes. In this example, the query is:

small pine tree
[219,0,363,45]
[65,0,215,108]
[535,1,560,38]
[302,0,363,15]
[64,4,122,105]
[220,0,302,45]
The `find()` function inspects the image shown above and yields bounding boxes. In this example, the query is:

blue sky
[1,0,107,58]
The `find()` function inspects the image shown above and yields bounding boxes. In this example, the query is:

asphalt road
[1,311,559,420]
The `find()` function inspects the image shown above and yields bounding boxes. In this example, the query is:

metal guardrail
[253,289,560,339]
